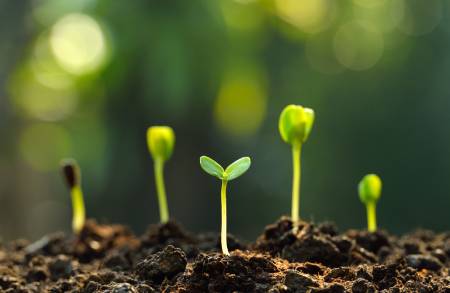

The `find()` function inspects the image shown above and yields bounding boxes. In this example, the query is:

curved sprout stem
[221,179,230,256]
[71,185,86,234]
[291,143,302,223]
[154,158,169,223]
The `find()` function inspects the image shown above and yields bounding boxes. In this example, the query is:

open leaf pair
[199,155,251,255]
[200,156,251,181]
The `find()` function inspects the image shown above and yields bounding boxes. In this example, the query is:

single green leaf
[200,156,224,179]
[225,157,251,181]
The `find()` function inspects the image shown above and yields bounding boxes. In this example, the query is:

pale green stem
[221,179,230,256]
[291,143,302,223]
[154,158,169,223]
[71,185,86,234]
[366,202,377,232]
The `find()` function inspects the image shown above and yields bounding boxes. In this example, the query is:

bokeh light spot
[275,0,335,34]
[334,21,384,71]
[352,0,404,33]
[397,0,442,36]
[50,13,108,75]
[31,34,74,89]
[214,74,267,137]
[19,123,71,171]
[306,33,345,75]
[221,1,264,32]
[9,71,77,121]
[353,0,386,8]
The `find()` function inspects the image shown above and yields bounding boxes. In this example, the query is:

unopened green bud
[147,126,175,162]
[358,174,382,204]
[279,105,315,146]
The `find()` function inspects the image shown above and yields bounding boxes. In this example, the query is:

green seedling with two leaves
[200,156,251,255]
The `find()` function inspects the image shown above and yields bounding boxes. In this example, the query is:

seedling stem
[220,179,229,255]
[71,185,86,234]
[291,143,302,222]
[366,202,377,232]
[154,158,169,223]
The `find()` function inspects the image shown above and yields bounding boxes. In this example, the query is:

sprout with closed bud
[61,159,86,234]
[278,104,315,223]
[358,174,382,232]
[200,156,251,255]
[147,126,175,223]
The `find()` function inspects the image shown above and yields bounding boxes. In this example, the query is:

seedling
[358,174,382,232]
[278,104,315,223]
[147,126,175,223]
[199,156,251,255]
[61,158,86,234]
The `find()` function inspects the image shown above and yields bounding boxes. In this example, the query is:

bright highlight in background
[275,0,334,34]
[334,21,384,71]
[10,69,78,121]
[214,73,267,137]
[50,13,107,75]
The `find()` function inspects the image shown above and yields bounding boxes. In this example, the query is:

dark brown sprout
[60,158,81,189]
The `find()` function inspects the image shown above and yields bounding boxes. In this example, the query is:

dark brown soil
[1,217,449,292]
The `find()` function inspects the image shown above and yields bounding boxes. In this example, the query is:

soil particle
[26,266,49,282]
[255,217,381,267]
[284,269,319,292]
[282,234,346,267]
[48,254,73,280]
[405,254,443,271]
[346,230,391,255]
[294,262,326,275]
[109,282,138,293]
[310,283,346,293]
[324,267,356,282]
[136,245,187,283]
[355,265,373,281]
[351,278,375,293]
[103,250,131,270]
[178,250,281,292]
[372,264,398,290]
[74,220,139,262]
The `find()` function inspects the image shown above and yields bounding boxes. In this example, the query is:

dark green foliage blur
[1,0,450,241]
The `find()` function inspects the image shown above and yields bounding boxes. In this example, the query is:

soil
[1,217,449,292]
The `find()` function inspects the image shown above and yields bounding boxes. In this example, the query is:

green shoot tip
[279,104,315,146]
[358,174,382,204]
[147,126,175,162]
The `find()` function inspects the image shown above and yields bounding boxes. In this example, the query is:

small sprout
[358,174,382,232]
[147,126,175,223]
[61,158,86,234]
[278,105,315,223]
[200,156,251,255]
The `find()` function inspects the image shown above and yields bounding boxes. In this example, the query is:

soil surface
[1,217,449,292]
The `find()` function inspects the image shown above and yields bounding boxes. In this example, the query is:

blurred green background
[1,0,449,241]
